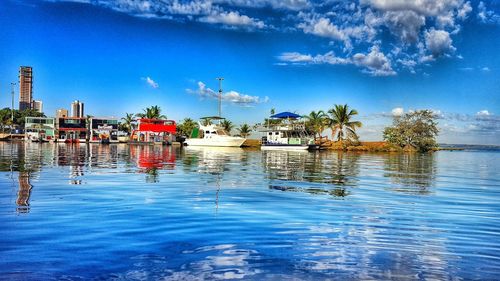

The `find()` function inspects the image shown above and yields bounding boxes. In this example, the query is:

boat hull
[261,144,310,151]
[185,138,246,147]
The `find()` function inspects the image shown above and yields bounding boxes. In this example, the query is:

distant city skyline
[1,0,499,144]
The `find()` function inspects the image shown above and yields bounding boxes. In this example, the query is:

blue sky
[1,0,499,144]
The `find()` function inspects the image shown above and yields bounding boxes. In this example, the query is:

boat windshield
[216,129,229,136]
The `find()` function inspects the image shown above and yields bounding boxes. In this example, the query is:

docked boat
[261,112,318,151]
[89,117,119,143]
[25,117,56,142]
[56,117,88,143]
[129,118,177,145]
[185,117,246,147]
[184,78,245,147]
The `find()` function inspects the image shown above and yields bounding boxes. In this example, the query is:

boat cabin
[130,118,176,144]
[25,117,56,142]
[261,111,317,150]
[89,117,119,143]
[57,117,88,143]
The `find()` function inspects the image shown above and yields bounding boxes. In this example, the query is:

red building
[130,118,176,144]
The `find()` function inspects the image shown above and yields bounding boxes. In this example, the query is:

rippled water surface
[1,142,499,280]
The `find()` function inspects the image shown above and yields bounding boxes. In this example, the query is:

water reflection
[182,147,248,212]
[263,151,360,198]
[129,145,176,182]
[16,171,32,213]
[383,153,436,193]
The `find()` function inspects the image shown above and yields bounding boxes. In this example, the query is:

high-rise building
[56,108,68,118]
[71,100,84,118]
[32,100,43,113]
[19,66,33,111]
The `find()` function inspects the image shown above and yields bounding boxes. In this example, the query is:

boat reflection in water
[129,144,176,183]
[263,150,360,198]
[183,146,246,211]
[17,171,32,213]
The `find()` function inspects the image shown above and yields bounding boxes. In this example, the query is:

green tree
[305,110,328,139]
[136,106,166,119]
[383,110,438,152]
[177,118,198,137]
[121,113,135,134]
[220,119,234,134]
[237,123,252,138]
[327,104,362,142]
[15,109,45,128]
[0,108,13,132]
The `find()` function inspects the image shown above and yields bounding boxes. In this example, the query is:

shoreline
[0,138,473,152]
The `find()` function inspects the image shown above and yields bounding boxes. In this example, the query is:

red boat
[130,118,176,145]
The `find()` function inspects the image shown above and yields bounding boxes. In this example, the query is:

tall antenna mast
[10,82,16,123]
[216,77,224,118]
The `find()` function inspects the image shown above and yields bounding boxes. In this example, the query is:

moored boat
[185,117,246,147]
[261,112,318,151]
[129,118,176,145]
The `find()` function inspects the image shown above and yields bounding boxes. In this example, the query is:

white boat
[261,111,318,151]
[185,122,246,147]
[184,78,246,148]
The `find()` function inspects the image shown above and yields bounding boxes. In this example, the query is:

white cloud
[217,0,310,11]
[476,110,491,116]
[391,107,404,116]
[481,66,490,72]
[457,1,472,20]
[142,76,159,89]
[352,45,396,76]
[168,0,214,15]
[298,17,350,47]
[364,0,466,17]
[278,46,394,76]
[477,1,500,24]
[187,81,268,105]
[47,0,488,76]
[277,52,313,63]
[424,29,456,57]
[200,11,265,28]
[382,10,426,43]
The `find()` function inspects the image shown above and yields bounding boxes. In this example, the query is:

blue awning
[270,112,302,119]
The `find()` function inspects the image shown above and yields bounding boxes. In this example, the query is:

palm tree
[305,110,328,139]
[237,123,251,138]
[177,118,198,137]
[121,113,135,134]
[220,119,234,134]
[327,104,362,143]
[136,106,166,119]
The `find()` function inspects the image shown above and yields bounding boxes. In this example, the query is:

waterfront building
[56,108,68,118]
[57,117,87,143]
[32,100,43,113]
[71,100,84,118]
[130,118,176,144]
[89,117,119,143]
[19,66,33,111]
[25,117,55,142]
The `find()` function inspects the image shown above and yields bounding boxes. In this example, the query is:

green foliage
[383,110,439,152]
[327,104,362,142]
[120,113,135,134]
[220,119,234,134]
[0,108,45,130]
[136,106,166,119]
[237,123,252,138]
[0,108,13,132]
[177,118,198,137]
[305,110,328,138]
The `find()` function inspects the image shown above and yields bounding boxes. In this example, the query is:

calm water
[1,142,499,280]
